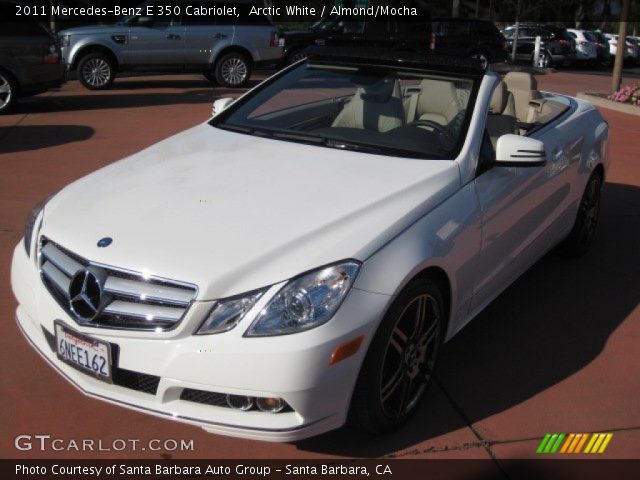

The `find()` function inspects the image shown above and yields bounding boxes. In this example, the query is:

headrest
[418,79,458,114]
[359,77,399,102]
[504,72,538,91]
[490,81,509,114]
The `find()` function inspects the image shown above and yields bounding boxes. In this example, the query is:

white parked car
[567,29,597,62]
[604,33,636,62]
[12,49,610,442]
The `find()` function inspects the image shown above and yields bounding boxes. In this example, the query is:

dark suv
[279,15,433,66]
[0,0,65,114]
[431,18,508,68]
[503,24,576,68]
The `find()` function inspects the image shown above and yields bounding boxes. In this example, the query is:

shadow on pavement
[13,89,216,114]
[297,182,639,457]
[0,125,94,154]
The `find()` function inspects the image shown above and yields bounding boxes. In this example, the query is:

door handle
[213,33,228,39]
[167,34,181,40]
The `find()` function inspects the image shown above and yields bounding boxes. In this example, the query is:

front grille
[180,388,229,408]
[39,237,198,331]
[41,327,160,395]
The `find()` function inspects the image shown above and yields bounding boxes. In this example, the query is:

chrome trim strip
[16,317,331,434]
[104,276,192,306]
[103,300,184,322]
[41,261,71,295]
[41,243,83,276]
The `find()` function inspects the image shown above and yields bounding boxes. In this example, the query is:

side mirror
[136,16,154,26]
[212,97,234,116]
[495,134,546,167]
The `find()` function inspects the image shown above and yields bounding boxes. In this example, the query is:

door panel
[470,129,568,311]
[125,14,184,66]
[182,1,234,66]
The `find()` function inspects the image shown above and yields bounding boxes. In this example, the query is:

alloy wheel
[288,51,307,65]
[536,52,551,68]
[471,52,489,69]
[0,74,13,111]
[379,293,441,419]
[220,57,248,87]
[577,177,601,248]
[81,58,111,88]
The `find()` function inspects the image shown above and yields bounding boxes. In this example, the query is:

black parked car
[503,24,576,68]
[588,31,612,67]
[431,18,507,68]
[279,15,433,66]
[0,0,65,114]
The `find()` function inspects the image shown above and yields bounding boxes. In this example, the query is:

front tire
[214,52,251,88]
[470,50,490,69]
[0,70,17,115]
[349,278,444,433]
[77,53,115,90]
[535,50,552,68]
[557,172,603,258]
[286,49,307,65]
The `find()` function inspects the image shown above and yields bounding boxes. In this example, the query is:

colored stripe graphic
[538,433,613,454]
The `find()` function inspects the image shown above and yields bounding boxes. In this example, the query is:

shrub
[608,83,640,107]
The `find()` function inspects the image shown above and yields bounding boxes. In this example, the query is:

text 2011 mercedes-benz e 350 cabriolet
[12,49,609,441]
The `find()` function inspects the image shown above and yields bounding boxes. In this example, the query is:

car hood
[42,125,460,300]
[58,24,122,36]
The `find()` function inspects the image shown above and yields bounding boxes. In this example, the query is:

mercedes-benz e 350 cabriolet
[12,49,609,441]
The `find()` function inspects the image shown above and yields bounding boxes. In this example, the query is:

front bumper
[11,242,390,441]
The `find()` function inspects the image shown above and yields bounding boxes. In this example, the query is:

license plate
[54,321,112,383]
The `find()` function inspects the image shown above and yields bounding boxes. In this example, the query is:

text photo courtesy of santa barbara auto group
[1,0,639,478]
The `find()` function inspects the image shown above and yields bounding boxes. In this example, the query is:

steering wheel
[407,119,456,145]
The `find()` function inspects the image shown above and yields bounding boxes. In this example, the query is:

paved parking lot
[0,70,638,467]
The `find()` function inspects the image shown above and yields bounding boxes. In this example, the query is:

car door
[182,0,234,67]
[125,3,185,67]
[470,128,566,313]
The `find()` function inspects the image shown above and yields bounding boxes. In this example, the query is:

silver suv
[59,0,282,89]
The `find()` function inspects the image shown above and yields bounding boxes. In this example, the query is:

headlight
[197,290,265,335]
[245,261,360,337]
[60,35,71,47]
[23,199,48,257]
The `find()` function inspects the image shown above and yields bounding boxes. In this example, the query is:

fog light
[256,397,286,413]
[226,395,254,411]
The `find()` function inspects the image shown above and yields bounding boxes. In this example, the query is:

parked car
[13,48,610,441]
[279,14,433,66]
[0,0,65,114]
[626,37,640,65]
[566,29,597,64]
[59,0,282,89]
[604,33,636,65]
[589,31,613,67]
[503,24,576,68]
[432,18,508,68]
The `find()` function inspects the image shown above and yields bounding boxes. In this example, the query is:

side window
[0,5,48,37]
[144,1,181,26]
[183,2,215,25]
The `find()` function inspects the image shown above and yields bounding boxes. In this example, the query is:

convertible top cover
[304,46,486,76]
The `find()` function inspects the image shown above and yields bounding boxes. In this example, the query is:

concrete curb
[577,93,640,116]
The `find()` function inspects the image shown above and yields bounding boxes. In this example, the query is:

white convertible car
[12,49,609,442]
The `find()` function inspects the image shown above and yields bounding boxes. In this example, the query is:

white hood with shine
[42,125,460,300]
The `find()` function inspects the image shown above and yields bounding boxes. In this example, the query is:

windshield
[213,63,477,160]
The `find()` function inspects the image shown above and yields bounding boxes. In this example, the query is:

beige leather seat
[486,81,518,149]
[503,72,544,124]
[406,79,460,125]
[332,78,404,132]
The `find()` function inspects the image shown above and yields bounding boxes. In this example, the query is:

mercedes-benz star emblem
[68,269,104,321]
[97,237,113,248]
